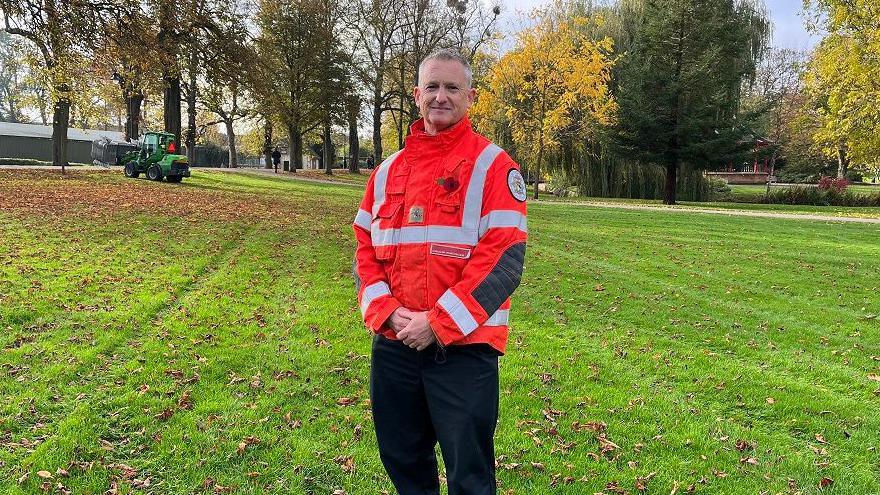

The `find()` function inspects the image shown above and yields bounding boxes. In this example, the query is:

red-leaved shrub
[817,176,849,193]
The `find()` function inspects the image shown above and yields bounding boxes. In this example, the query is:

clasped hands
[388,307,437,351]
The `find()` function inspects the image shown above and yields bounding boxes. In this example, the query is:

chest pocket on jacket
[372,199,402,260]
[433,158,466,225]
[433,194,461,225]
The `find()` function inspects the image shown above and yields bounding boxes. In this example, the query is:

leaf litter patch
[0,170,301,224]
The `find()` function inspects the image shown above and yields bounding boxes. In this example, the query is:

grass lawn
[259,168,371,186]
[2,169,879,494]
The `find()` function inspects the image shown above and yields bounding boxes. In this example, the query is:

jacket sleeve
[353,170,402,333]
[427,154,528,346]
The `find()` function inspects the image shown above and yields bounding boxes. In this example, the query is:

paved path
[3,165,878,225]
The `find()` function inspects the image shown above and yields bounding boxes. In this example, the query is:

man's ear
[413,86,420,102]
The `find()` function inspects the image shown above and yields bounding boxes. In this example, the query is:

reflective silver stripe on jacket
[360,281,391,317]
[371,225,479,247]
[484,309,509,326]
[370,210,527,247]
[353,209,372,231]
[478,210,527,237]
[461,143,503,232]
[437,289,479,335]
[372,150,403,216]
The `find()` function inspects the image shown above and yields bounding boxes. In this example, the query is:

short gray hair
[418,49,473,88]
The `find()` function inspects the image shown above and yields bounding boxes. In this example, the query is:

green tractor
[121,131,190,183]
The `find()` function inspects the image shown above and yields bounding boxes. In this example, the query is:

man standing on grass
[352,49,528,495]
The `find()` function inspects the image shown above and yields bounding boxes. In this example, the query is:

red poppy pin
[437,176,460,192]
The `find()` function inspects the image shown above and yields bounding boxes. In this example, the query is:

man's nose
[435,88,448,103]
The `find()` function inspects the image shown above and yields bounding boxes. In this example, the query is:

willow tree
[614,0,771,204]
[472,15,617,199]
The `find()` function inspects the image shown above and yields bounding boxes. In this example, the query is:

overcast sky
[499,0,821,50]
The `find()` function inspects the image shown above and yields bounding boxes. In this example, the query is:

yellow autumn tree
[472,15,616,199]
[804,0,880,178]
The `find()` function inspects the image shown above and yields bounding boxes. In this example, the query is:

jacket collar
[406,116,473,153]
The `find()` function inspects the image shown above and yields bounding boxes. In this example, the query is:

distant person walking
[272,147,281,173]
[366,155,374,169]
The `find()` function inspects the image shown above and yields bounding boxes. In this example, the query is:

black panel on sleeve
[471,242,526,317]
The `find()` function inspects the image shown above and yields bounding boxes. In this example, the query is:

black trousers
[370,335,500,495]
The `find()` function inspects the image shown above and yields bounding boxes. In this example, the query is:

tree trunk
[348,110,359,173]
[37,87,49,125]
[294,129,304,170]
[836,144,848,179]
[185,50,198,166]
[323,121,333,175]
[264,119,273,169]
[164,75,182,146]
[372,69,384,162]
[125,93,143,142]
[664,160,678,205]
[52,96,70,173]
[765,152,777,200]
[287,122,300,173]
[397,94,404,150]
[225,120,238,168]
[533,143,543,200]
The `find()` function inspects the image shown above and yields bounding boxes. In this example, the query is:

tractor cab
[141,132,173,156]
[121,131,191,183]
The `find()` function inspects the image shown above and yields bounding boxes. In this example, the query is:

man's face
[413,59,476,135]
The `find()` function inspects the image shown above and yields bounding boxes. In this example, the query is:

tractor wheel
[167,176,182,183]
[123,162,138,178]
[147,164,163,181]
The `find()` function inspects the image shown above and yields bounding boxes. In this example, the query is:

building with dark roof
[0,122,125,163]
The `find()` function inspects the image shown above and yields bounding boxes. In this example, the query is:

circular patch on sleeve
[507,168,527,202]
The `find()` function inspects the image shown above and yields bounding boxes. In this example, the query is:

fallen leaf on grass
[867,374,880,382]
[36,471,52,479]
[237,436,261,454]
[734,439,754,452]
[572,421,607,433]
[604,481,627,494]
[598,434,619,454]
[178,390,193,410]
[635,471,656,491]
[819,477,834,488]
[334,455,355,473]
[337,396,358,406]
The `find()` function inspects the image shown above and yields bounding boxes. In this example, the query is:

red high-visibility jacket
[353,117,528,353]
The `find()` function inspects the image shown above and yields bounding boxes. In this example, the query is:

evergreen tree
[614,0,770,204]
